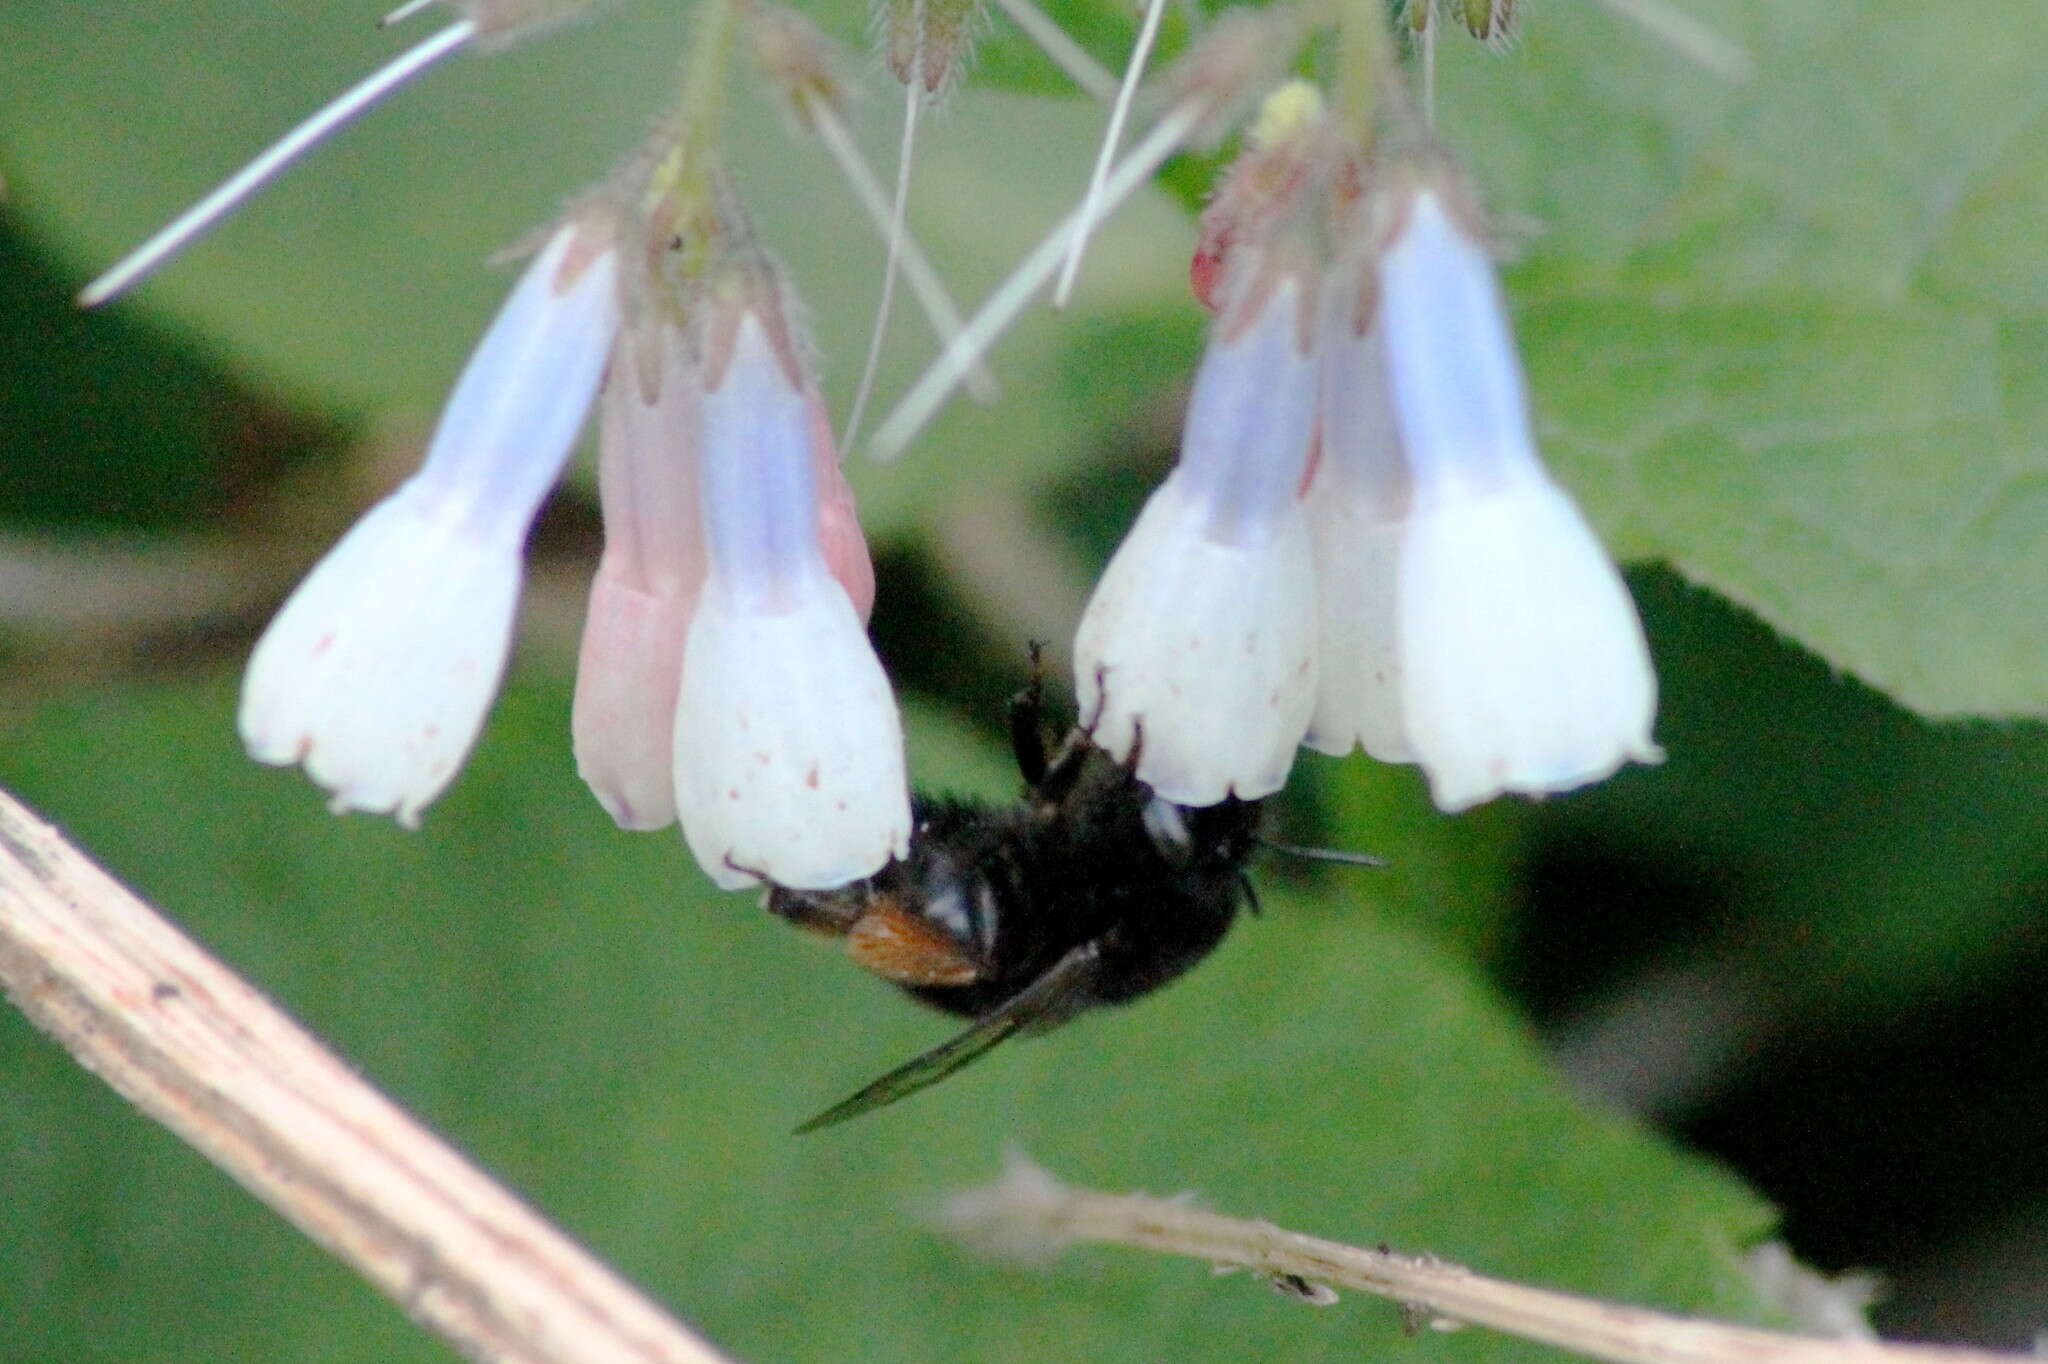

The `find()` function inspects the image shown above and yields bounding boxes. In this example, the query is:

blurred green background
[5,0,2048,1358]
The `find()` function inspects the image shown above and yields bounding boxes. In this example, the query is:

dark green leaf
[0,667,1773,1362]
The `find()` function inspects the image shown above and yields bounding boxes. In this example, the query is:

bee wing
[794,940,1102,1134]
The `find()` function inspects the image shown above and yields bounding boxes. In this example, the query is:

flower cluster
[234,87,912,887]
[92,0,1681,895]
[1075,85,1659,812]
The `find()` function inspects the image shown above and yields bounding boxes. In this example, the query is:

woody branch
[0,785,733,1364]
[944,1157,2025,1364]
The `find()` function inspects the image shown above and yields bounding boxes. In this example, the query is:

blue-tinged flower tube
[672,304,910,890]
[1374,185,1658,811]
[240,220,619,825]
[1073,270,1321,806]
[572,323,705,832]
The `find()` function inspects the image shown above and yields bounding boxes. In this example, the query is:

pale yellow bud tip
[1247,79,1324,149]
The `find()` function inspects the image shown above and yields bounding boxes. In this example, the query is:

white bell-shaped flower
[1074,275,1320,806]
[672,314,910,890]
[1378,188,1658,812]
[240,223,618,824]
[1303,297,1412,764]
[572,325,706,832]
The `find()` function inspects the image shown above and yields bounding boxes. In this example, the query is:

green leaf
[1301,747,1531,969]
[0,667,1773,1362]
[1542,566,2048,1033]
[1431,0,2048,715]
[0,215,337,532]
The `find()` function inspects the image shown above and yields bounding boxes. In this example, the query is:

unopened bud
[749,4,851,130]
[1449,0,1514,41]
[883,0,983,96]
[1247,79,1324,149]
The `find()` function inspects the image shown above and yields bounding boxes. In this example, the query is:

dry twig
[0,787,733,1364]
[943,1155,2024,1364]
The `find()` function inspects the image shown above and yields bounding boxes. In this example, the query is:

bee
[767,665,1266,1132]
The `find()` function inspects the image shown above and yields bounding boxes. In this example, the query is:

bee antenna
[1256,837,1386,869]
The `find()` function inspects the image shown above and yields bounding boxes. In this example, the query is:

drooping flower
[671,291,910,890]
[240,219,619,825]
[1073,274,1321,806]
[1070,87,1330,807]
[573,296,883,846]
[1357,178,1659,811]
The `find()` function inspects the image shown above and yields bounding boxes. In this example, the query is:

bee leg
[1032,666,1133,810]
[1077,664,1146,774]
[1006,640,1052,789]
[1080,663,1112,738]
[845,901,983,986]
[1032,723,1100,810]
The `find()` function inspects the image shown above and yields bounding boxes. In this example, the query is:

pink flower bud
[572,324,705,832]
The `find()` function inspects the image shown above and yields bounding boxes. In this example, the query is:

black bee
[767,667,1267,1132]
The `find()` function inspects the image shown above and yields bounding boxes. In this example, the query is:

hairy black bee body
[767,678,1264,1130]
[886,757,1260,1021]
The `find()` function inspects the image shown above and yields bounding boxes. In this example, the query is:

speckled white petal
[1071,277,1319,806]
[1397,466,1659,812]
[672,311,907,889]
[238,490,521,826]
[1074,471,1318,806]
[572,333,704,832]
[673,577,910,890]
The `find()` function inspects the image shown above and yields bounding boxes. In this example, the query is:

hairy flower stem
[1331,0,1398,143]
[1592,0,1753,79]
[643,0,744,235]
[841,85,922,449]
[1053,0,1169,306]
[989,0,1117,101]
